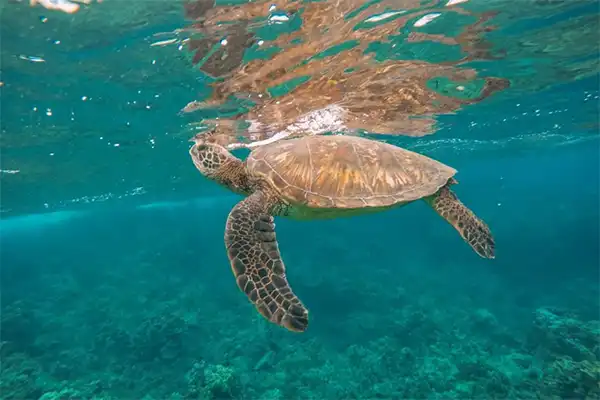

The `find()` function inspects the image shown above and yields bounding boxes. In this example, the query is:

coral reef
[2,224,597,399]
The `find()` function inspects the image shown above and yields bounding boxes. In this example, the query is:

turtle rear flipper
[225,190,309,332]
[425,184,495,259]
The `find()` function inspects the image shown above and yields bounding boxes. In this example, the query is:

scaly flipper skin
[425,184,495,259]
[225,190,309,332]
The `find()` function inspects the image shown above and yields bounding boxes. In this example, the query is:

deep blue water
[1,0,599,399]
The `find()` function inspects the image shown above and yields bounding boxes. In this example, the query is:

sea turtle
[189,130,495,332]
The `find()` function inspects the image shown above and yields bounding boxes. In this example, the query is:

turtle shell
[246,135,457,209]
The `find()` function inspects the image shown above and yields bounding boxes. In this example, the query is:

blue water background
[1,1,599,399]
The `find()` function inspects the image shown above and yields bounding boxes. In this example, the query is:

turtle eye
[190,143,207,160]
[194,143,208,152]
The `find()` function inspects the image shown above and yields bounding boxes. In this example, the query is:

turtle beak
[189,133,204,144]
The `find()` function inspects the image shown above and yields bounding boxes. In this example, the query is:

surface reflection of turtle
[190,130,495,332]
[181,0,510,140]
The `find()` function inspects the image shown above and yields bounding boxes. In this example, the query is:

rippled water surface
[2,0,598,215]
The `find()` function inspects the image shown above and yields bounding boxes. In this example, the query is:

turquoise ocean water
[1,0,599,399]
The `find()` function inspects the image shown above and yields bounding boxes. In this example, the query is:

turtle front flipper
[225,190,309,332]
[425,184,495,259]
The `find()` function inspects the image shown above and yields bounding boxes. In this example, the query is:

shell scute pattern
[247,135,456,208]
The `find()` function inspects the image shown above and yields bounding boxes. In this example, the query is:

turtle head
[189,129,234,177]
[189,129,250,193]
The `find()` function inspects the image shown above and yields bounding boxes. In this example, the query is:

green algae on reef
[2,234,598,399]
